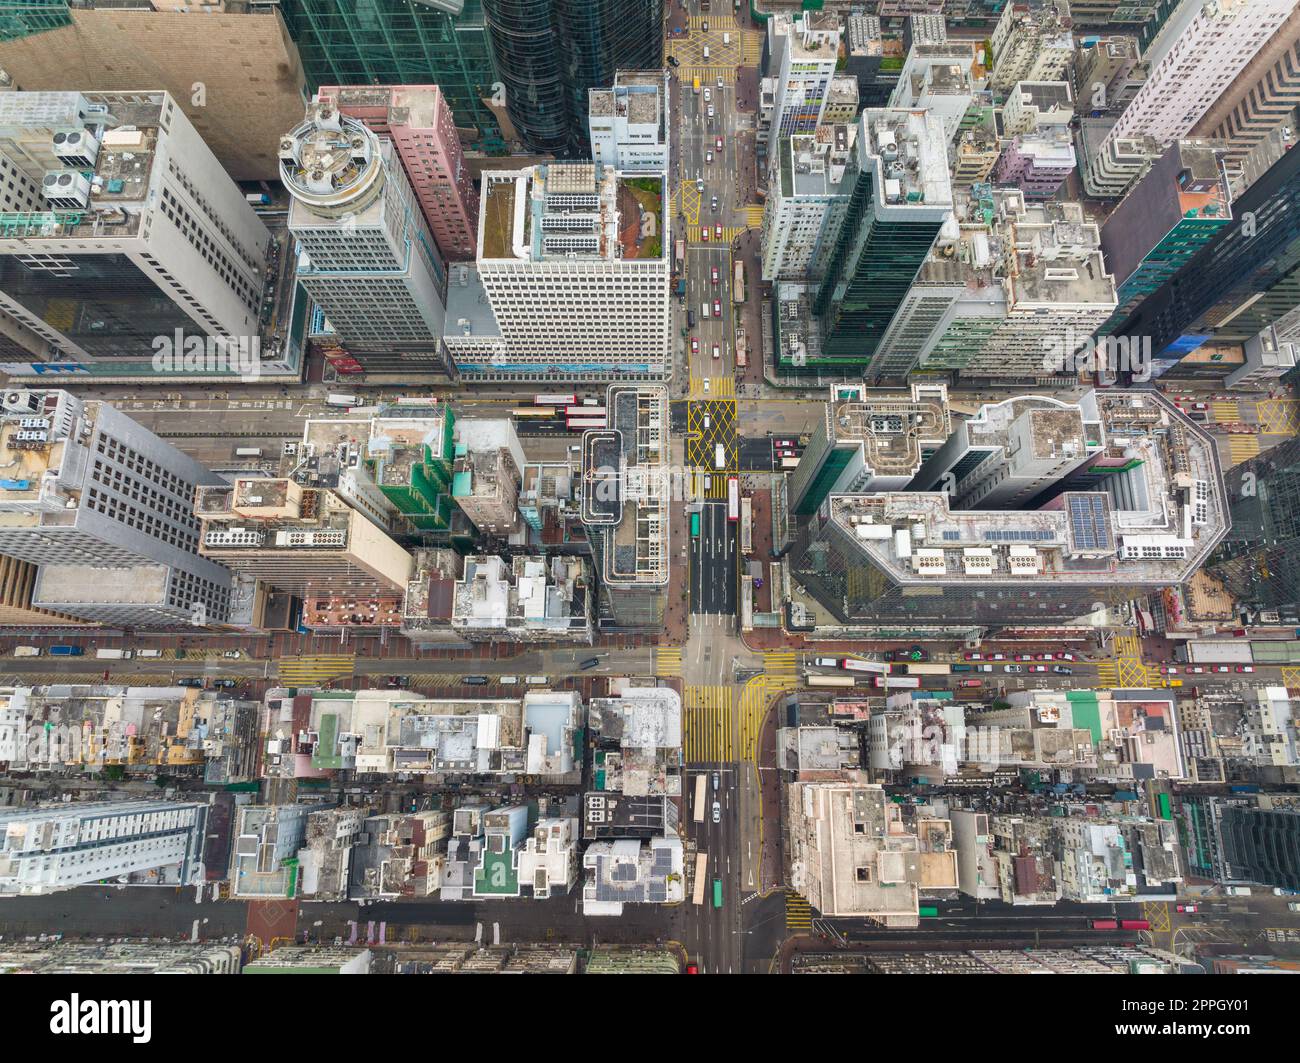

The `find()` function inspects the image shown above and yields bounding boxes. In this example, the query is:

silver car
[711,801,721,824]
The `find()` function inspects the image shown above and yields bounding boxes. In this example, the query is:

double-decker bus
[511,407,557,419]
[727,477,739,521]
[840,658,887,674]
[566,418,607,431]
[566,406,605,425]
[807,674,855,688]
[675,239,686,269]
[733,260,745,303]
[898,663,952,676]
[692,852,709,905]
[693,774,707,823]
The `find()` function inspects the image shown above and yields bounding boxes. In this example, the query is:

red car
[1055,652,1075,661]
[1213,665,1231,673]
[685,963,699,974]
[1035,653,1053,661]
[960,678,982,688]
[1159,666,1178,675]
[701,226,710,241]
[1235,665,1255,673]
[715,136,723,151]
[1187,666,1205,674]
[691,337,699,355]
[775,439,794,448]
[964,652,984,661]
[713,299,721,316]
[1029,664,1048,673]
[714,223,723,239]
[711,266,719,284]
[712,344,720,360]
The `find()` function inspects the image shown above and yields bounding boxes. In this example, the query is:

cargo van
[525,676,549,686]
[702,301,710,320]
[723,32,730,45]
[702,46,710,60]
[13,646,41,657]
[138,649,163,658]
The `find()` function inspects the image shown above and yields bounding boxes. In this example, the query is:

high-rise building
[0,90,291,383]
[0,390,233,627]
[843,15,904,111]
[0,799,208,896]
[194,474,415,600]
[0,2,308,180]
[787,390,1229,638]
[763,12,842,148]
[988,1,1073,95]
[1072,36,1146,119]
[1001,81,1073,135]
[451,554,593,643]
[1069,0,1184,53]
[888,43,977,142]
[1218,806,1300,891]
[451,418,524,538]
[282,98,449,378]
[580,384,669,631]
[761,125,855,283]
[1189,5,1300,171]
[1210,434,1300,620]
[447,162,669,383]
[991,128,1076,199]
[277,0,506,153]
[804,108,953,375]
[1110,136,1300,363]
[1094,0,1293,189]
[588,71,670,172]
[320,84,480,263]
[482,0,663,157]
[1096,140,1231,337]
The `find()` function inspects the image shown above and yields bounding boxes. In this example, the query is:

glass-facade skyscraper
[483,0,663,157]
[1218,807,1300,892]
[1210,434,1300,621]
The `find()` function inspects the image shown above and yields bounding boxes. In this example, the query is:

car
[1055,652,1075,661]
[702,379,710,394]
[707,105,715,119]
[579,657,601,670]
[1187,666,1205,674]
[989,653,1007,661]
[685,963,699,974]
[711,266,719,284]
[1213,665,1231,673]
[775,439,794,448]
[463,675,489,684]
[1014,654,1034,662]
[712,771,720,791]
[701,226,709,241]
[178,677,205,688]
[703,88,711,103]
[387,675,410,688]
[711,801,721,824]
[705,150,713,164]
[710,195,719,212]
[1235,665,1255,673]
[1029,664,1048,673]
[716,136,723,151]
[703,475,711,490]
[691,337,699,355]
[813,658,839,668]
[1192,402,1208,411]
[714,223,723,239]
[702,19,708,31]
[1176,904,1198,913]
[960,679,982,688]
[1160,665,1179,675]
[712,344,720,360]
[976,664,994,672]
[716,77,724,89]
[696,178,704,192]
[222,650,241,659]
[964,651,984,661]
[713,299,721,316]
[1004,664,1024,673]
[668,55,680,68]
[1052,665,1073,675]
[1272,887,1299,896]
[214,679,237,688]
[1035,653,1053,661]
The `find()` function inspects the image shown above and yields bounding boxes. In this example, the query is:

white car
[702,379,710,394]
[705,150,713,164]
[711,801,721,824]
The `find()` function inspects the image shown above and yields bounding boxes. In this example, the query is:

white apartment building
[888,44,978,142]
[0,389,233,625]
[447,162,669,383]
[282,98,448,375]
[588,70,669,172]
[764,12,841,147]
[1104,0,1294,150]
[0,800,208,896]
[989,2,1074,95]
[0,90,282,382]
[1001,81,1073,135]
[761,126,855,282]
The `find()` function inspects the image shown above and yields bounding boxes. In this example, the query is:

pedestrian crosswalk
[738,673,797,763]
[785,891,813,930]
[686,226,746,246]
[1227,435,1261,466]
[684,684,734,762]
[1210,401,1240,424]
[742,205,765,228]
[692,471,730,499]
[689,375,736,398]
[277,654,355,687]
[654,648,683,676]
[763,651,798,676]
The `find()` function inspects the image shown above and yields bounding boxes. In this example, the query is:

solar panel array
[983,529,1055,542]
[1067,494,1113,551]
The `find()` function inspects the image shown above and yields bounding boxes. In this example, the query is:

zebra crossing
[689,375,736,398]
[654,648,683,676]
[684,684,734,762]
[1227,435,1260,466]
[763,651,798,676]
[742,205,765,228]
[1210,401,1240,423]
[688,226,746,246]
[785,891,813,930]
[276,654,355,687]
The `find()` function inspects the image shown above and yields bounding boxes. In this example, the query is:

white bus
[693,774,707,823]
[692,851,709,906]
[714,443,725,470]
[325,394,358,408]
